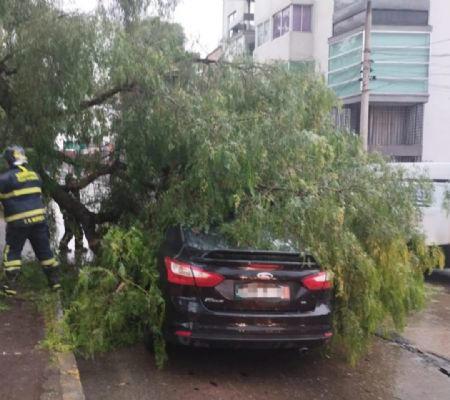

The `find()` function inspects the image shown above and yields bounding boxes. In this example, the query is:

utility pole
[360,0,372,152]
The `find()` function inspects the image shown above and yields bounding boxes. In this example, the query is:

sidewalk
[403,272,450,360]
[0,216,62,399]
[0,298,62,400]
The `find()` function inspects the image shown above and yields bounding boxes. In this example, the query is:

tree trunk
[41,173,102,253]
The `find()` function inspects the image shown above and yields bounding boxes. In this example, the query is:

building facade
[253,0,333,73]
[330,0,450,162]
[221,0,333,73]
[221,0,256,60]
[219,0,450,162]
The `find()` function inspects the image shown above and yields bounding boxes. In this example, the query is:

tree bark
[40,170,123,253]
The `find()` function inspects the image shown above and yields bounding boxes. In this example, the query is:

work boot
[43,266,61,292]
[1,282,17,297]
[3,269,20,296]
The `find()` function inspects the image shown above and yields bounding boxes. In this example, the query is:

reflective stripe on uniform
[15,166,39,182]
[5,208,46,223]
[0,187,42,200]
[4,267,21,273]
[4,288,17,296]
[3,245,10,264]
[40,258,59,267]
[4,259,22,268]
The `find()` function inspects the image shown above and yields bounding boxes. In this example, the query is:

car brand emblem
[204,297,225,303]
[257,272,274,280]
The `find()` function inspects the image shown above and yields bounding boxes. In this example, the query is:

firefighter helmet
[2,145,28,167]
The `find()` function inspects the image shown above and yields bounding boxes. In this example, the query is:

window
[228,11,236,28]
[281,7,290,35]
[228,11,237,37]
[249,0,255,15]
[257,19,270,47]
[373,10,429,26]
[257,23,263,46]
[273,10,281,39]
[293,4,312,32]
[273,7,290,39]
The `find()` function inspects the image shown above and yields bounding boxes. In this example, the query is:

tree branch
[52,150,81,166]
[0,53,17,76]
[0,53,13,67]
[65,159,126,191]
[0,77,13,115]
[193,58,273,72]
[79,82,137,110]
[95,208,124,224]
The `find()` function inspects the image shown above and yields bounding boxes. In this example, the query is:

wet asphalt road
[77,270,450,400]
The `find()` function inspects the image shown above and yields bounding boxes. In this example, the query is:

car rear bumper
[165,297,332,348]
[174,336,330,350]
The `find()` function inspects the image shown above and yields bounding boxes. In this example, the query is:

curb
[56,302,86,400]
[376,331,450,378]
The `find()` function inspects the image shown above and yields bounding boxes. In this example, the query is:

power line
[357,36,450,58]
[430,37,450,46]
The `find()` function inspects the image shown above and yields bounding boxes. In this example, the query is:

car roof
[388,162,450,181]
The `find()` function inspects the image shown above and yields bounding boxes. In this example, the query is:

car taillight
[302,271,333,291]
[164,257,224,287]
[243,263,281,271]
[175,330,192,337]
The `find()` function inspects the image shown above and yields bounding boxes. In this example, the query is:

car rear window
[183,229,230,251]
[183,229,298,252]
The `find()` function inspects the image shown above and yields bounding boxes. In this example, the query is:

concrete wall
[312,0,334,74]
[254,32,292,61]
[290,32,315,61]
[422,0,450,162]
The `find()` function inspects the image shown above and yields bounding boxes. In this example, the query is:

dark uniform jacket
[0,165,46,226]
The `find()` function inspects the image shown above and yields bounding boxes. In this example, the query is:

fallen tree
[0,0,443,366]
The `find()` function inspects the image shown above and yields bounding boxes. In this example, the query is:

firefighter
[0,145,60,296]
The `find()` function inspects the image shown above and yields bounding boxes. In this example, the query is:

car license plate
[235,283,290,300]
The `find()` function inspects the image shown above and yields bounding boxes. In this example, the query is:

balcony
[224,14,256,60]
[229,13,255,39]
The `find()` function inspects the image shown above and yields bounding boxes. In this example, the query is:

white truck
[392,162,450,268]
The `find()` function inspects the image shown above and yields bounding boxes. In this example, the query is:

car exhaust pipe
[298,347,309,355]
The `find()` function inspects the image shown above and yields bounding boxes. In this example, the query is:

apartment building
[218,1,450,162]
[220,0,333,73]
[253,0,333,73]
[329,0,450,162]
[221,0,256,60]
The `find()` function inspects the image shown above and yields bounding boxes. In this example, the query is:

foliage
[35,291,73,354]
[62,226,167,367]
[117,61,442,363]
[0,294,9,312]
[0,0,444,366]
[442,187,450,215]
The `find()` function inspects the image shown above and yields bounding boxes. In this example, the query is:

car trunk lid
[189,249,323,313]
